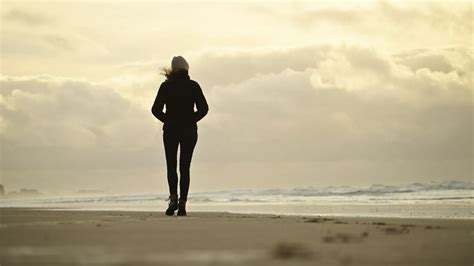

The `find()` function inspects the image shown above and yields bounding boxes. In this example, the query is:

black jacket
[151,72,208,132]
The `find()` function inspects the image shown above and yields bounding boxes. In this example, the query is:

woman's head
[161,56,189,79]
[171,56,189,72]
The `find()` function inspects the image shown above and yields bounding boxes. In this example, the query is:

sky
[0,0,472,194]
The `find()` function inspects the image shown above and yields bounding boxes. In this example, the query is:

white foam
[1,180,472,219]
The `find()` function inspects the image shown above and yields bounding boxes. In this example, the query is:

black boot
[177,198,187,216]
[165,194,178,216]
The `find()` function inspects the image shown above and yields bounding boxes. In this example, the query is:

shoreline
[1,202,471,220]
[1,206,473,221]
[1,207,473,265]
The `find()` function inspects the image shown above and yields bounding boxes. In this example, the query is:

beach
[1,208,472,266]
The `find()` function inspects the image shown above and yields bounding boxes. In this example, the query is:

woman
[151,56,208,216]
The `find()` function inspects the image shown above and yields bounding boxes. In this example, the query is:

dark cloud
[3,9,51,26]
[393,49,464,74]
[192,46,329,88]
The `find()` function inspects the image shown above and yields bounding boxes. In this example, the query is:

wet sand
[0,208,472,265]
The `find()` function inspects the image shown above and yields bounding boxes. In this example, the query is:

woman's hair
[160,67,173,79]
[160,67,188,79]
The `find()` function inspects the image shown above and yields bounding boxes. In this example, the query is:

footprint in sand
[323,233,365,243]
[304,217,335,223]
[383,227,409,234]
[271,242,314,260]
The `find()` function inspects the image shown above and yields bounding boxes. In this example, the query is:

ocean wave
[0,180,472,207]
[188,180,473,199]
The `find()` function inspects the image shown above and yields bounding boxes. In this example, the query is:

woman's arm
[194,82,209,122]
[151,83,167,123]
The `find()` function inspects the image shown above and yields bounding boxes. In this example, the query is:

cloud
[200,46,472,163]
[249,1,472,47]
[0,74,165,192]
[2,9,51,26]
[0,75,159,165]
[1,2,472,193]
[376,1,472,34]
[1,7,109,59]
[116,44,469,97]
[292,7,362,29]
[191,46,329,88]
[42,34,75,51]
[106,45,473,163]
[393,48,472,76]
[1,44,472,192]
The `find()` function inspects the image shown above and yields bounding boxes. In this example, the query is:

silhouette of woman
[152,56,208,216]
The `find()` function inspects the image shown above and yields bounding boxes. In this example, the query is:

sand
[0,208,472,266]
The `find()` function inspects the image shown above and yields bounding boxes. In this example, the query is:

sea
[1,180,472,219]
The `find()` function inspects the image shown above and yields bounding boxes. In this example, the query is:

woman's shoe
[177,198,187,216]
[165,194,178,216]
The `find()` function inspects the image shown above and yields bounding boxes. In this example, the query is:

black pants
[163,130,197,200]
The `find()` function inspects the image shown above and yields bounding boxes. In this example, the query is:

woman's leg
[163,131,179,196]
[178,130,198,200]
